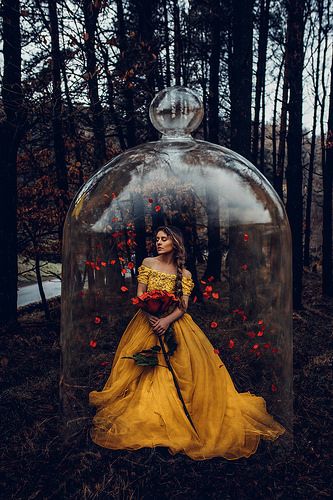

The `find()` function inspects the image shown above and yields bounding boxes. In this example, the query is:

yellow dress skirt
[88,265,286,461]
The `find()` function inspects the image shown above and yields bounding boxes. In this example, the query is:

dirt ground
[0,269,332,499]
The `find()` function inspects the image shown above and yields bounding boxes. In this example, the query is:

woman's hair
[154,225,187,310]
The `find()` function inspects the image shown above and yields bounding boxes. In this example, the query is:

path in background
[18,279,62,307]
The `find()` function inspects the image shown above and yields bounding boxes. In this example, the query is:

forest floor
[0,269,332,499]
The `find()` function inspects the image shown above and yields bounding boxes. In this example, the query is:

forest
[0,0,332,498]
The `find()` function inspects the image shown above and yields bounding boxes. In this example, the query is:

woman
[89,226,286,460]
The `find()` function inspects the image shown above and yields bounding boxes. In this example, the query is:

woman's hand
[151,317,171,337]
[146,313,159,328]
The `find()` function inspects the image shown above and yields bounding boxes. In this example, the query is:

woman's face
[156,230,174,255]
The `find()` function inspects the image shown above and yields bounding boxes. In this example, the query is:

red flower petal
[257,330,264,336]
[94,316,101,324]
[155,205,161,212]
[110,259,116,265]
[193,296,198,303]
[200,279,207,284]
[111,192,117,199]
[120,286,128,292]
[119,257,125,262]
[263,343,270,348]
[212,292,219,299]
[271,383,278,392]
[252,343,259,349]
[128,262,134,270]
[229,339,235,348]
[89,340,97,348]
[207,276,215,282]
[213,348,220,354]
[247,331,256,338]
[241,264,248,271]
[148,198,153,203]
[210,321,218,329]
[121,268,126,274]
[243,233,249,241]
[205,285,213,293]
[131,297,140,305]
[99,361,109,366]
[101,261,107,267]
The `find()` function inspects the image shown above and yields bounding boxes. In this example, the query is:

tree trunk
[116,0,136,148]
[252,0,271,168]
[208,0,221,144]
[322,50,333,296]
[285,0,305,310]
[48,0,68,196]
[272,53,284,192]
[163,0,171,87]
[276,49,289,200]
[174,0,182,85]
[229,0,254,160]
[0,0,24,324]
[304,1,323,267]
[82,0,106,170]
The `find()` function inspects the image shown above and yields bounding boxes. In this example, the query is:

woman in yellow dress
[89,226,286,460]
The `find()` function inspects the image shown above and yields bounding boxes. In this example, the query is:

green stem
[156,327,200,437]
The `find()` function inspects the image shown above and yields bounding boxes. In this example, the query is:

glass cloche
[59,86,293,458]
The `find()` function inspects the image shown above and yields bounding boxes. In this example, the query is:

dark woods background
[0,0,332,324]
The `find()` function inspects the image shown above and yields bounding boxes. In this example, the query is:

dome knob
[149,86,204,137]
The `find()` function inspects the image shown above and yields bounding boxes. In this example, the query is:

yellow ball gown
[89,264,286,460]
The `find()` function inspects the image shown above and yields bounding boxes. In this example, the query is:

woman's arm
[152,295,190,336]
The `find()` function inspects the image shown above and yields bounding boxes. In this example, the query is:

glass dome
[59,86,293,454]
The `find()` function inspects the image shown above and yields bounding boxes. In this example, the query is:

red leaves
[210,321,218,329]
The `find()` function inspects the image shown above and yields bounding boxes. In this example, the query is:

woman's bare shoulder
[141,257,158,269]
